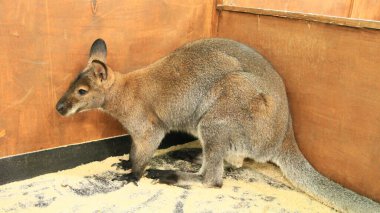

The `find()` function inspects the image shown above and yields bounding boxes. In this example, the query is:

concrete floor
[0,141,334,213]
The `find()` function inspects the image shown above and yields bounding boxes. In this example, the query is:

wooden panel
[222,0,352,17]
[217,11,380,202]
[351,0,380,20]
[217,5,380,30]
[0,0,214,157]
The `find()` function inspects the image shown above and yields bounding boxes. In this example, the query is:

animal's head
[56,39,115,116]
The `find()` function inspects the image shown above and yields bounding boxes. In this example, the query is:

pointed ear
[89,38,107,62]
[92,60,108,81]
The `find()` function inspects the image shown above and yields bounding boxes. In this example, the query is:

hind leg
[197,123,228,187]
[146,118,229,187]
[168,149,244,171]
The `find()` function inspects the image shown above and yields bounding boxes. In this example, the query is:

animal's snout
[56,100,66,115]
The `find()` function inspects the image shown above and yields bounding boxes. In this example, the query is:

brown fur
[56,38,379,212]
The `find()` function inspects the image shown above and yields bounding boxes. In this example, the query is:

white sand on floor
[0,141,334,213]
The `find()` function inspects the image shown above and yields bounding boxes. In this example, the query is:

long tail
[274,122,380,213]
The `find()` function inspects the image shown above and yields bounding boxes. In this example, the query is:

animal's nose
[56,102,65,115]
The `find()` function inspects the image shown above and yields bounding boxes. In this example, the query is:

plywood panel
[222,0,352,17]
[217,5,380,30]
[217,11,380,202]
[0,0,214,157]
[351,0,380,20]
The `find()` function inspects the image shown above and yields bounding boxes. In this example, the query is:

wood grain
[222,0,352,17]
[217,10,380,202]
[222,0,380,21]
[351,0,380,20]
[217,5,380,30]
[0,0,214,157]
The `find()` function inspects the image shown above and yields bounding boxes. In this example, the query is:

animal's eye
[78,89,88,95]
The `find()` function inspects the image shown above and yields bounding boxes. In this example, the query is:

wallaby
[56,38,380,212]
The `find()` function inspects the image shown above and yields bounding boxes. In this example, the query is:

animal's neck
[101,68,148,126]
[101,71,127,118]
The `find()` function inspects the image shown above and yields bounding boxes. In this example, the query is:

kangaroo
[56,38,379,212]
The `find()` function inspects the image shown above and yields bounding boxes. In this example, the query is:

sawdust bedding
[0,141,334,213]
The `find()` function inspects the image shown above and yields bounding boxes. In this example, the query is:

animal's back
[170,38,281,82]
[146,38,288,130]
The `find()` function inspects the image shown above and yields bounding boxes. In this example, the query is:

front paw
[112,173,139,186]
[146,169,179,185]
[112,159,132,170]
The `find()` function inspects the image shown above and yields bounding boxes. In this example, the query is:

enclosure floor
[0,141,334,213]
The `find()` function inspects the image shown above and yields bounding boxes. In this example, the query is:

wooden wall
[216,10,380,202]
[1,0,380,203]
[0,0,215,157]
[351,0,380,20]
[222,0,380,20]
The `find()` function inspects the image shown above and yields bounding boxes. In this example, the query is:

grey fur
[56,38,380,212]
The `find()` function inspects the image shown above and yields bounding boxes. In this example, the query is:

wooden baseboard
[0,132,196,185]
